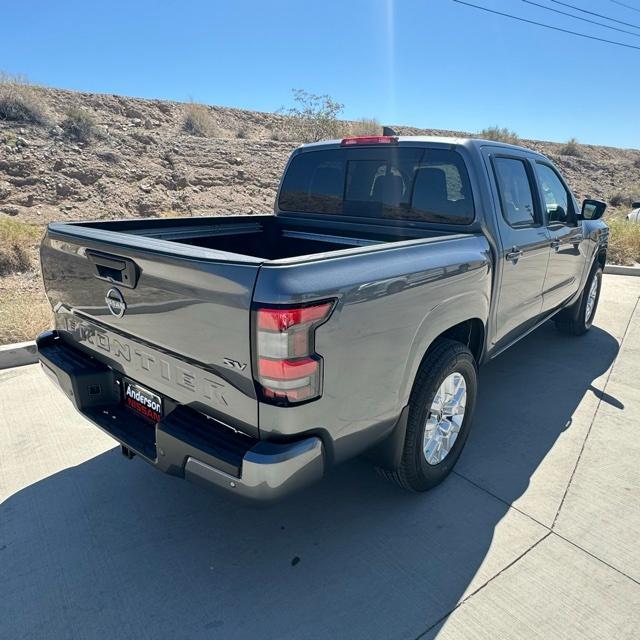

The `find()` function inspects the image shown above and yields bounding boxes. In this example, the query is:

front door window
[535,163,573,225]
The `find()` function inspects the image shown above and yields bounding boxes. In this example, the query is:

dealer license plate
[123,379,163,423]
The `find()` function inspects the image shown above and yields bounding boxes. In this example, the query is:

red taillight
[340,135,398,146]
[254,301,334,404]
[258,304,332,331]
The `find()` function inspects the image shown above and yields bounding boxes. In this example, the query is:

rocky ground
[1,85,639,343]
[0,87,301,224]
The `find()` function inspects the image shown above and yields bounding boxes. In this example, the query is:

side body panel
[542,221,585,312]
[477,147,552,348]
[532,163,592,313]
[476,143,602,355]
[254,234,492,463]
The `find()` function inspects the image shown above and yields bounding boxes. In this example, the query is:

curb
[604,264,640,277]
[0,341,38,370]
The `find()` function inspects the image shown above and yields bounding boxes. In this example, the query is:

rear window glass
[278,147,474,224]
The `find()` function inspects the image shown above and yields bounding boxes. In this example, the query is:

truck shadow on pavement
[1,323,620,640]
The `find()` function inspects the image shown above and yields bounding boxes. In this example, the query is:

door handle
[86,250,140,288]
[550,239,560,252]
[505,248,523,263]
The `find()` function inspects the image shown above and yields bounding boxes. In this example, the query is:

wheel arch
[435,318,485,364]
[399,293,489,410]
[370,322,484,472]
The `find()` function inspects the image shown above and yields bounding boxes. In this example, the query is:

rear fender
[399,291,489,407]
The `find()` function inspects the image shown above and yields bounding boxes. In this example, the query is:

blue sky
[2,0,639,148]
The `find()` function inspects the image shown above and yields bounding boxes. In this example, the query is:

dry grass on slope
[0,217,50,344]
[607,218,640,266]
[0,73,50,126]
[0,287,51,344]
[0,217,42,276]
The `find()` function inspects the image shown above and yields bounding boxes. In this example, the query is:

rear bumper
[36,330,324,503]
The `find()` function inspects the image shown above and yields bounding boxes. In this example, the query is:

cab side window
[535,163,572,225]
[493,157,536,227]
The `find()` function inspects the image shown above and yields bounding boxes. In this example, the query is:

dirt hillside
[2,86,639,224]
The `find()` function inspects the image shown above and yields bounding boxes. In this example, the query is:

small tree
[280,89,344,142]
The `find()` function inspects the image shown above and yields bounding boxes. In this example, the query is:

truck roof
[299,135,538,155]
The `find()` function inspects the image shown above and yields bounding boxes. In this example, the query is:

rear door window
[278,147,474,224]
[493,157,537,227]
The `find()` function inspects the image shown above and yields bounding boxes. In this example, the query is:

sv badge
[223,357,247,371]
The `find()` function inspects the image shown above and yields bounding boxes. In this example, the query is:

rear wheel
[379,339,477,492]
[555,266,602,336]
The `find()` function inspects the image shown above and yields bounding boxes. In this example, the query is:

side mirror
[580,199,606,220]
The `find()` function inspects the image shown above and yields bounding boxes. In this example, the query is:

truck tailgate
[40,224,261,435]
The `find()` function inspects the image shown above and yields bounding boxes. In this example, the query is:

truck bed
[75,214,455,261]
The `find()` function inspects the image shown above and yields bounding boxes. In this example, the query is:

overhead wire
[452,0,640,51]
[609,0,640,14]
[520,0,640,38]
[550,0,640,30]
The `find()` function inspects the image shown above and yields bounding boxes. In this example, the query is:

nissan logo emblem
[105,288,127,318]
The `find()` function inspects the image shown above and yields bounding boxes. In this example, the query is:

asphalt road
[1,274,639,639]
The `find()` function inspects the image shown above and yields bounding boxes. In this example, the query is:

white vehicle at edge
[626,202,640,223]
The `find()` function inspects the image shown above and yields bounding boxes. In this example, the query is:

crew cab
[37,136,608,502]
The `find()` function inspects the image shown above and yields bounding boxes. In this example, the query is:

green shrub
[478,126,520,145]
[609,192,625,207]
[61,108,98,142]
[0,73,49,125]
[183,102,217,137]
[559,137,582,157]
[278,89,344,142]
[609,190,640,208]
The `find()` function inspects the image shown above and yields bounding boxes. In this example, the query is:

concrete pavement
[1,274,639,639]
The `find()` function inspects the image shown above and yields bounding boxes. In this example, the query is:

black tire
[555,266,602,336]
[379,338,477,492]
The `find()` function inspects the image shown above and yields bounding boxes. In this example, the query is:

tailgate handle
[86,250,139,289]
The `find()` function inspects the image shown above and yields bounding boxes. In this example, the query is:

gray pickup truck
[37,135,608,502]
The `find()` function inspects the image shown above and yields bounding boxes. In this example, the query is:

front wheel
[555,266,602,336]
[379,339,477,492]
